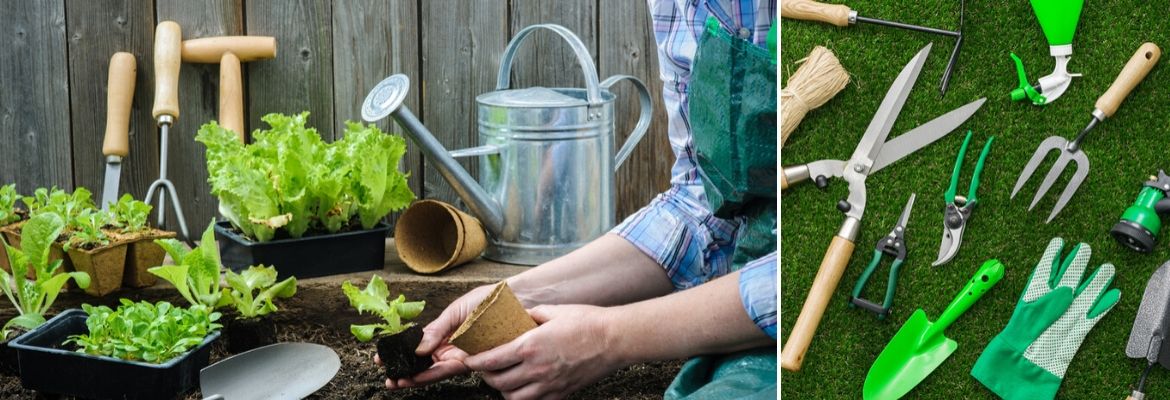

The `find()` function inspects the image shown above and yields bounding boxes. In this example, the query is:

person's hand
[463,304,627,400]
[376,284,497,389]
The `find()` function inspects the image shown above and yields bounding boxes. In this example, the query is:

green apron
[664,16,777,400]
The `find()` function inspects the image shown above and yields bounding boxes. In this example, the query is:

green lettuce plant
[22,187,96,222]
[65,299,221,363]
[109,194,152,233]
[342,275,425,342]
[63,208,112,251]
[148,221,231,310]
[196,112,415,242]
[225,265,297,319]
[0,213,91,339]
[0,184,22,226]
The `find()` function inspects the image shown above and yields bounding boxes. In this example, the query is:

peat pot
[362,23,653,265]
[214,221,390,280]
[10,309,219,399]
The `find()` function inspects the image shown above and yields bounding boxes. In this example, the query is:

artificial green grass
[780,1,1170,398]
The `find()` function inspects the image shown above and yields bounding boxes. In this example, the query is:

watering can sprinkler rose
[362,24,653,265]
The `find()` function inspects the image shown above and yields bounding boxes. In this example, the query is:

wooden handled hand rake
[1012,43,1161,222]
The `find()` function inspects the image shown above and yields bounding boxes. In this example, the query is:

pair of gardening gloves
[971,238,1121,400]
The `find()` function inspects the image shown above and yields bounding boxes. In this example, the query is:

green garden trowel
[1010,0,1085,105]
[863,260,1004,400]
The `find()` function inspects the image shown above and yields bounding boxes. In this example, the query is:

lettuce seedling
[66,299,222,364]
[342,275,424,342]
[225,265,297,319]
[109,194,152,233]
[23,187,96,222]
[0,184,22,226]
[63,208,111,251]
[148,221,231,310]
[0,213,91,339]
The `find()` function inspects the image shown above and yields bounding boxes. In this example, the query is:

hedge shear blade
[933,131,994,266]
[850,193,915,320]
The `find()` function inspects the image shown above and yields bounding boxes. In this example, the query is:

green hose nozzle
[1112,171,1170,253]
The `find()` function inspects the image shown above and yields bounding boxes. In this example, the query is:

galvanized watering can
[362,24,653,265]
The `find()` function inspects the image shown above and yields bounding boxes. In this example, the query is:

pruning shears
[850,193,915,320]
[933,130,994,266]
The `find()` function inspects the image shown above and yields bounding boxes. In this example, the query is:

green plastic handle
[945,131,973,203]
[1010,53,1047,105]
[1030,0,1084,46]
[966,136,995,205]
[852,250,885,300]
[925,260,1005,339]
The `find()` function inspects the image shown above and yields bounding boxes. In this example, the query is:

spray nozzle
[1010,53,1047,105]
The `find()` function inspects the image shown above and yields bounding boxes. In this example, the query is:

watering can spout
[361,74,505,236]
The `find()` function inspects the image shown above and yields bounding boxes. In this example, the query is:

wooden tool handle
[780,0,853,27]
[219,52,245,142]
[781,234,855,371]
[1096,42,1161,118]
[780,170,789,190]
[103,52,136,158]
[153,21,182,121]
[182,36,277,63]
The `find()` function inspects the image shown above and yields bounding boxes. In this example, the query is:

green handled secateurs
[934,131,994,266]
[850,194,915,320]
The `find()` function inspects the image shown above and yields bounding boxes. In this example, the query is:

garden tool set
[971,239,1120,400]
[146,21,190,241]
[1125,261,1170,400]
[780,43,987,371]
[1009,0,1085,105]
[1012,42,1161,223]
[849,193,914,320]
[100,52,136,211]
[1112,171,1170,253]
[781,45,850,147]
[780,0,964,95]
[863,260,1004,400]
[933,131,994,267]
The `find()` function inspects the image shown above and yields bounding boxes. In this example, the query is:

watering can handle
[496,24,603,105]
[603,75,654,170]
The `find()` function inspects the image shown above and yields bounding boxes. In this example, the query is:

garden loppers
[780,0,964,95]
[1009,0,1085,105]
[780,43,987,371]
[849,193,914,320]
[1111,171,1170,253]
[100,52,135,211]
[145,21,190,240]
[200,343,340,400]
[1012,42,1161,223]
[1125,261,1170,400]
[933,131,994,267]
[862,259,1005,400]
[970,238,1121,400]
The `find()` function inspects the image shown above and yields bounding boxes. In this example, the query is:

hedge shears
[933,131,993,267]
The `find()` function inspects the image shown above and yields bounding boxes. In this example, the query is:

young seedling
[109,194,152,233]
[0,184,22,226]
[222,265,297,352]
[65,299,221,363]
[63,208,112,252]
[148,221,231,310]
[0,213,91,340]
[342,275,430,379]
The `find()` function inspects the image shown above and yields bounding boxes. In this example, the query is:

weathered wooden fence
[0,0,672,232]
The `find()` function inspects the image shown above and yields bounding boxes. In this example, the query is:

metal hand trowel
[863,260,1005,400]
[200,343,341,400]
[1125,261,1170,400]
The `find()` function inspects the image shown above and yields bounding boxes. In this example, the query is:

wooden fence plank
[245,0,334,139]
[0,1,73,193]
[65,0,157,206]
[332,0,422,229]
[155,0,243,233]
[419,0,508,210]
[600,1,673,219]
[508,0,598,89]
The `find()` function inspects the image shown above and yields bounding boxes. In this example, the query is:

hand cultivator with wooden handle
[781,0,964,95]
[1012,42,1162,223]
[780,44,986,371]
[145,21,190,240]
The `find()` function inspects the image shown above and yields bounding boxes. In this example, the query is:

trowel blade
[863,309,957,400]
[200,343,340,400]
[1127,262,1170,363]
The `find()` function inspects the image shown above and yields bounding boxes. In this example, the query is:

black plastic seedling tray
[214,220,390,280]
[9,309,219,399]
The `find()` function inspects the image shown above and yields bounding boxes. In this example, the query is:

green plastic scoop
[863,260,1004,400]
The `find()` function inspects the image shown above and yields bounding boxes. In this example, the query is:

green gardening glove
[970,238,1120,400]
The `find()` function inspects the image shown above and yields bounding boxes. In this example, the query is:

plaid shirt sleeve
[739,252,777,338]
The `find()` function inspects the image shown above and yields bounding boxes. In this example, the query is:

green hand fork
[850,193,915,320]
[933,131,994,266]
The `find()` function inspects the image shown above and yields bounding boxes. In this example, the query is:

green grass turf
[780,1,1170,398]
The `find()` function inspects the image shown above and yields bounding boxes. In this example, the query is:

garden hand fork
[145,21,190,240]
[1012,42,1161,223]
